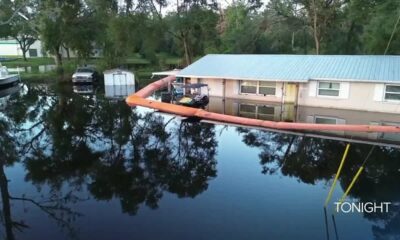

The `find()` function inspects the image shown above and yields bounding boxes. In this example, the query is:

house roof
[176,54,400,83]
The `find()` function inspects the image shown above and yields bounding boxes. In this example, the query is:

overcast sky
[118,0,270,14]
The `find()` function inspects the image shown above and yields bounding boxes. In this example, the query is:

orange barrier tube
[126,76,400,133]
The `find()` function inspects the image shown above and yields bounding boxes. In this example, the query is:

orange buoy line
[126,76,400,133]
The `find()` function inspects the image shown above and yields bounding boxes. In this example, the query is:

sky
[117,0,270,14]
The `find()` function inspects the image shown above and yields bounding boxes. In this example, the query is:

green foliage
[3,0,400,73]
[363,0,400,54]
[220,2,262,53]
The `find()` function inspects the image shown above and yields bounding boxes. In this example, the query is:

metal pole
[324,144,351,207]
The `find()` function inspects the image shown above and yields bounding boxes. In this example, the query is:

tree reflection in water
[237,127,400,239]
[0,83,217,238]
[1,83,399,239]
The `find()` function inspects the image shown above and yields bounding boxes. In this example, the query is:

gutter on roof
[310,77,400,84]
[176,75,400,84]
[176,74,308,82]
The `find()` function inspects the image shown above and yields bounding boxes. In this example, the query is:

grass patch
[1,57,55,67]
[20,71,59,83]
[125,57,151,65]
[3,54,185,84]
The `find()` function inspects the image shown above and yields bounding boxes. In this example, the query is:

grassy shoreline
[1,56,179,83]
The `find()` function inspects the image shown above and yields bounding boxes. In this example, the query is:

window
[240,81,257,94]
[318,82,340,96]
[240,81,276,95]
[384,85,400,101]
[239,104,275,120]
[315,116,338,124]
[28,49,38,57]
[259,82,276,95]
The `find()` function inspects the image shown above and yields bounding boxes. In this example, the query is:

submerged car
[72,67,98,83]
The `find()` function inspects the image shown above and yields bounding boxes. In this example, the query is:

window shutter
[339,82,350,99]
[373,84,384,101]
[309,81,317,97]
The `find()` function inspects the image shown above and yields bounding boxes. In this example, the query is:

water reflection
[237,127,400,239]
[0,84,20,110]
[7,65,56,74]
[207,97,400,143]
[0,83,399,239]
[0,83,217,238]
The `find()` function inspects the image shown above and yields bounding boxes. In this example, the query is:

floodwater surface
[0,82,399,240]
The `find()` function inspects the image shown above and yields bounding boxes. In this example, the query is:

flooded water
[7,65,57,74]
[0,82,399,240]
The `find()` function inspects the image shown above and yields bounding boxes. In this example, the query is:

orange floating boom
[126,76,400,133]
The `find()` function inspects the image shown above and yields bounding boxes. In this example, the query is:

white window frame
[384,84,400,102]
[317,81,341,98]
[239,81,276,96]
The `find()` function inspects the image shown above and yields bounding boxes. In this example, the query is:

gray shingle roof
[177,54,400,83]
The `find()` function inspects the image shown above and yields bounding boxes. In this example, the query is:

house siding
[188,77,400,114]
[298,80,400,114]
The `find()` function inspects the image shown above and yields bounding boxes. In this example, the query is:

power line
[384,9,400,55]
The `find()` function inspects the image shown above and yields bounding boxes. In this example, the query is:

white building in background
[0,38,45,58]
[0,38,102,58]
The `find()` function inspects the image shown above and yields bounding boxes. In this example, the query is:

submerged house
[176,54,400,115]
[175,54,400,141]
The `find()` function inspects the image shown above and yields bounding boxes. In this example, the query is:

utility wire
[384,9,400,55]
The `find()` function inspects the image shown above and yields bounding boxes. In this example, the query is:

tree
[219,1,266,53]
[38,0,100,70]
[0,0,26,26]
[293,0,345,54]
[363,0,400,54]
[9,11,38,61]
[166,0,219,65]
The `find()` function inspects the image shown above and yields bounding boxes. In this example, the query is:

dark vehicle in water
[72,66,99,83]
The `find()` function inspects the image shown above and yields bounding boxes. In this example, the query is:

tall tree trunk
[16,38,28,61]
[0,164,15,240]
[22,50,27,61]
[182,35,192,66]
[312,0,320,55]
[345,21,356,54]
[65,47,70,60]
[291,32,295,52]
[54,48,63,68]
